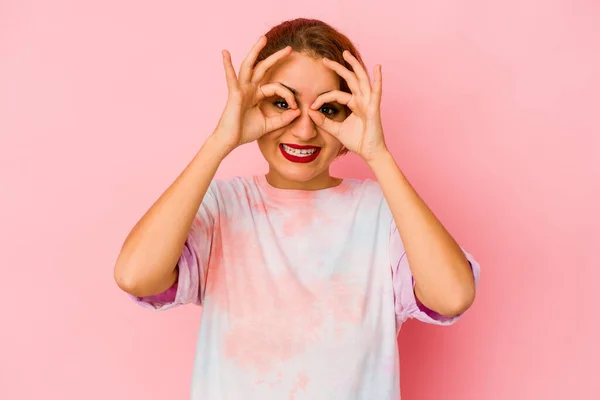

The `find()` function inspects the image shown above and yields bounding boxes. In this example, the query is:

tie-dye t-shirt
[132,175,480,399]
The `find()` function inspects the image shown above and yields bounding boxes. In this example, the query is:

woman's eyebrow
[279,82,298,95]
[278,82,334,97]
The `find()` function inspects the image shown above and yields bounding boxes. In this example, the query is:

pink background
[1,1,598,399]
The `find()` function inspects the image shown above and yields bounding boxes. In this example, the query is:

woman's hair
[255,18,364,155]
[255,18,365,93]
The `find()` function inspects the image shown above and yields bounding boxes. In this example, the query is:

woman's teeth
[282,144,318,157]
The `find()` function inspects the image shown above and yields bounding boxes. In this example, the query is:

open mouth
[279,143,321,163]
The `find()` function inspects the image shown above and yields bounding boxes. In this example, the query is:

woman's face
[257,51,347,190]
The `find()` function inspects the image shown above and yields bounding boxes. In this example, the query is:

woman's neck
[265,170,343,191]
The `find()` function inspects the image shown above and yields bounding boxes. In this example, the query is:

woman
[115,18,480,399]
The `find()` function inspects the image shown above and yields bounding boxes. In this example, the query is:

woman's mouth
[279,143,321,163]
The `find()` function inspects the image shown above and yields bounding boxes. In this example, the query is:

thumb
[308,109,341,138]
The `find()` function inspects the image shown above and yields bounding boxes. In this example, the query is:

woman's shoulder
[210,175,254,188]
[206,175,258,197]
[341,177,384,197]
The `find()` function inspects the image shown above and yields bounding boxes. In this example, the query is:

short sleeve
[389,220,481,325]
[131,182,219,311]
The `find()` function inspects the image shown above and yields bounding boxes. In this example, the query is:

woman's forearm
[368,149,475,316]
[114,134,231,297]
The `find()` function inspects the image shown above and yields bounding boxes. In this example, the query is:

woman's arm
[368,150,476,317]
[309,53,476,317]
[114,135,230,298]
[115,38,301,299]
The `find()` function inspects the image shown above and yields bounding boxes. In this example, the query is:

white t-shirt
[132,175,480,399]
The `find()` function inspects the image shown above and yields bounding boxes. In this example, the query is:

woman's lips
[279,143,321,163]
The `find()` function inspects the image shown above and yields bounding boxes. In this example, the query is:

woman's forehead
[262,52,340,96]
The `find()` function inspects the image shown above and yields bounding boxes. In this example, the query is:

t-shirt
[132,175,480,399]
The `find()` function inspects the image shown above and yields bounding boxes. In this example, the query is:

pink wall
[1,1,598,399]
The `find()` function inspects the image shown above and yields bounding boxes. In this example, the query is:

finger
[256,82,297,109]
[308,109,342,137]
[310,90,353,111]
[342,50,371,95]
[371,64,383,107]
[265,108,300,133]
[239,36,267,83]
[251,45,292,84]
[322,57,361,95]
[221,50,238,92]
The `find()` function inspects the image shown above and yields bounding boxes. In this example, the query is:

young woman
[115,18,480,399]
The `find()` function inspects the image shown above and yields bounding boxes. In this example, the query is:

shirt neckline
[254,174,348,200]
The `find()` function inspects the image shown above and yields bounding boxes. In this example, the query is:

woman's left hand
[308,51,388,163]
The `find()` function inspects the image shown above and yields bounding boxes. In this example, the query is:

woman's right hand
[211,36,300,152]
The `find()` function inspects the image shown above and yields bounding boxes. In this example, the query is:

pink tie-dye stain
[131,176,480,399]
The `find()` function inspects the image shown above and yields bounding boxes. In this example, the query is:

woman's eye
[320,105,339,116]
[274,100,289,110]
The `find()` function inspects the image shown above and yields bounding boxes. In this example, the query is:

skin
[114,35,475,317]
[256,52,346,190]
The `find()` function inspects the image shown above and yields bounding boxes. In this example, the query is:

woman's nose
[289,109,318,141]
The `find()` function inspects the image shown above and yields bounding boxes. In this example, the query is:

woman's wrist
[204,131,238,160]
[365,147,394,172]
